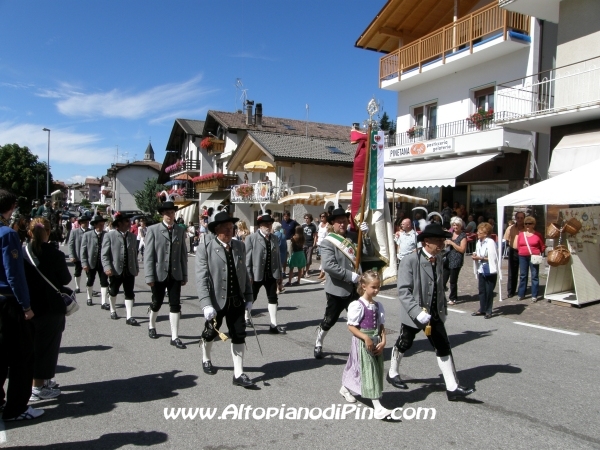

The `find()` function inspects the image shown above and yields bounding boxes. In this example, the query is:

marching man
[144,197,188,349]
[80,214,109,310]
[101,212,139,324]
[389,222,475,401]
[68,213,91,297]
[196,211,255,387]
[314,204,371,359]
[245,211,285,334]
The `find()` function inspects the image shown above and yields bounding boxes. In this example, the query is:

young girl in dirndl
[340,270,393,420]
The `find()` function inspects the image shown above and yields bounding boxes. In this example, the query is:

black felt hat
[327,207,350,224]
[257,213,274,224]
[90,214,107,225]
[157,201,178,213]
[208,211,239,234]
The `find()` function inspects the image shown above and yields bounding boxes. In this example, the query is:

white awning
[383,153,499,189]
[548,131,600,178]
[201,191,230,208]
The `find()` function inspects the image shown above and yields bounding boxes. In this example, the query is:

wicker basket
[546,222,561,239]
[547,245,571,267]
[563,217,582,236]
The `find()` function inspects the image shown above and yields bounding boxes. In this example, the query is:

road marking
[300,278,319,284]
[448,308,466,314]
[376,294,395,300]
[513,322,579,336]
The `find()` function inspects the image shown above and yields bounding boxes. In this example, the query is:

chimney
[245,100,254,126]
[255,103,263,126]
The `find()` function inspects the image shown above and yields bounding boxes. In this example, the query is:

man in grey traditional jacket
[196,211,255,387]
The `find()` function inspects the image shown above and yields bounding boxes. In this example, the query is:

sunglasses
[524,222,535,225]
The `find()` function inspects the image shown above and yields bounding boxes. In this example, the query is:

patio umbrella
[173,173,193,181]
[278,192,333,206]
[244,160,275,173]
[323,192,428,207]
[163,180,180,186]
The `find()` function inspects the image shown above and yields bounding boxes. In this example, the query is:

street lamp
[42,128,50,196]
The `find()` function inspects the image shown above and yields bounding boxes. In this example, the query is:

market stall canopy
[548,131,600,178]
[323,191,427,206]
[278,192,333,206]
[383,153,498,188]
[244,160,275,173]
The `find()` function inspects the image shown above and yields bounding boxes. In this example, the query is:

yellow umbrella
[323,191,428,206]
[278,192,333,206]
[244,160,275,173]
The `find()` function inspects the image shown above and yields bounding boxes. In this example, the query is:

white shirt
[317,223,329,246]
[347,299,385,327]
[473,237,499,276]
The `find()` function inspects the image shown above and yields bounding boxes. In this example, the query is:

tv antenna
[235,78,249,111]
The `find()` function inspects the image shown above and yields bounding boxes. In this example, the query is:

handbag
[523,233,543,265]
[25,245,79,316]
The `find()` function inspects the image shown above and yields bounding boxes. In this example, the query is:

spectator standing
[187,221,196,254]
[465,215,477,234]
[285,226,306,286]
[517,216,545,302]
[235,220,250,242]
[0,189,42,421]
[316,213,329,280]
[441,202,453,229]
[23,217,71,402]
[503,212,525,298]
[272,222,287,294]
[137,219,148,261]
[302,214,317,277]
[280,211,299,275]
[472,222,498,319]
[394,218,418,263]
[443,217,467,305]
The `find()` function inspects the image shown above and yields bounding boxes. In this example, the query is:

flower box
[467,108,494,130]
[201,137,225,155]
[407,126,423,139]
[194,173,238,193]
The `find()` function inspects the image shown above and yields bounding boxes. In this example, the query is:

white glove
[416,311,431,325]
[360,222,369,233]
[203,306,216,320]
[351,272,360,283]
[245,301,253,312]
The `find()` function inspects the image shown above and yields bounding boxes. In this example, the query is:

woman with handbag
[517,216,546,302]
[472,222,498,319]
[23,218,72,401]
[443,217,467,305]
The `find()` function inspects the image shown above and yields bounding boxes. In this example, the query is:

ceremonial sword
[248,315,263,356]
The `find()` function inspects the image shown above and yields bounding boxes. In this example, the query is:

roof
[165,119,205,151]
[228,131,356,172]
[107,160,162,177]
[206,110,350,141]
[355,0,482,54]
[85,177,102,185]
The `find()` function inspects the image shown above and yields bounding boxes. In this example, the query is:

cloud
[43,75,213,120]
[149,107,209,125]
[66,175,93,184]
[0,122,115,166]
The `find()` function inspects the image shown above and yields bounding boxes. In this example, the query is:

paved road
[2,253,600,449]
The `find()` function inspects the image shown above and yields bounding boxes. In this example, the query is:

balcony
[379,3,530,91]
[194,174,238,193]
[495,56,600,133]
[165,160,201,177]
[230,182,289,204]
[498,0,560,23]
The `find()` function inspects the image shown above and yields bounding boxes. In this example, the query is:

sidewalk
[441,256,599,336]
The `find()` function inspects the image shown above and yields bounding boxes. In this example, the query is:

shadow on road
[245,356,347,382]
[60,345,112,355]
[14,431,168,447]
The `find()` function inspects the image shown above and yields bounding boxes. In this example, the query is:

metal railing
[230,182,289,204]
[380,3,529,83]
[385,111,518,147]
[495,56,600,121]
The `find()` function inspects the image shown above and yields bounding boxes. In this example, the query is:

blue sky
[0,0,396,184]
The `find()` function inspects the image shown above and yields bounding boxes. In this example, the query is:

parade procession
[2,0,600,448]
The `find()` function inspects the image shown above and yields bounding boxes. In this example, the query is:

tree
[0,143,52,205]
[80,198,91,208]
[134,177,167,215]
[379,112,396,135]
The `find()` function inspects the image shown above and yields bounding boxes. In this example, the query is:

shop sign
[385,138,454,162]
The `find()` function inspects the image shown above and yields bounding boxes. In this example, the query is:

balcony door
[412,102,437,141]
[475,86,495,112]
[427,104,437,139]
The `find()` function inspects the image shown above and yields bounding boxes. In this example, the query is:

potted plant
[467,108,494,130]
[200,137,213,150]
[407,126,423,138]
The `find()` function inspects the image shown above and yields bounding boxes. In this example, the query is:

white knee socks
[124,299,133,320]
[315,327,328,347]
[244,309,250,321]
[74,276,81,290]
[201,339,213,363]
[268,304,278,327]
[388,346,404,378]
[149,310,158,329]
[86,286,93,300]
[101,287,108,305]
[437,355,458,391]
[231,343,245,378]
[169,312,180,340]
[109,295,117,313]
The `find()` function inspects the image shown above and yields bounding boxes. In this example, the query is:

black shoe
[148,328,158,339]
[87,299,93,306]
[110,312,118,320]
[507,294,514,299]
[202,361,216,375]
[386,373,408,389]
[126,318,139,326]
[269,325,286,334]
[75,288,81,294]
[446,386,475,401]
[314,346,323,359]
[101,303,110,310]
[245,319,253,328]
[232,373,254,387]
[170,338,186,349]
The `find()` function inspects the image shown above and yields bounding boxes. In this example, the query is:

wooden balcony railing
[379,2,530,83]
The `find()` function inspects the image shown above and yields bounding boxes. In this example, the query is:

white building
[356,0,552,220]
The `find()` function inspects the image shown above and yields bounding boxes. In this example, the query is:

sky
[0,0,397,185]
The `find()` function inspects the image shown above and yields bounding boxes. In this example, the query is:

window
[411,102,437,140]
[474,86,495,112]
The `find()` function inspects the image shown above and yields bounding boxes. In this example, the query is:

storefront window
[393,187,440,219]
[470,183,508,221]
